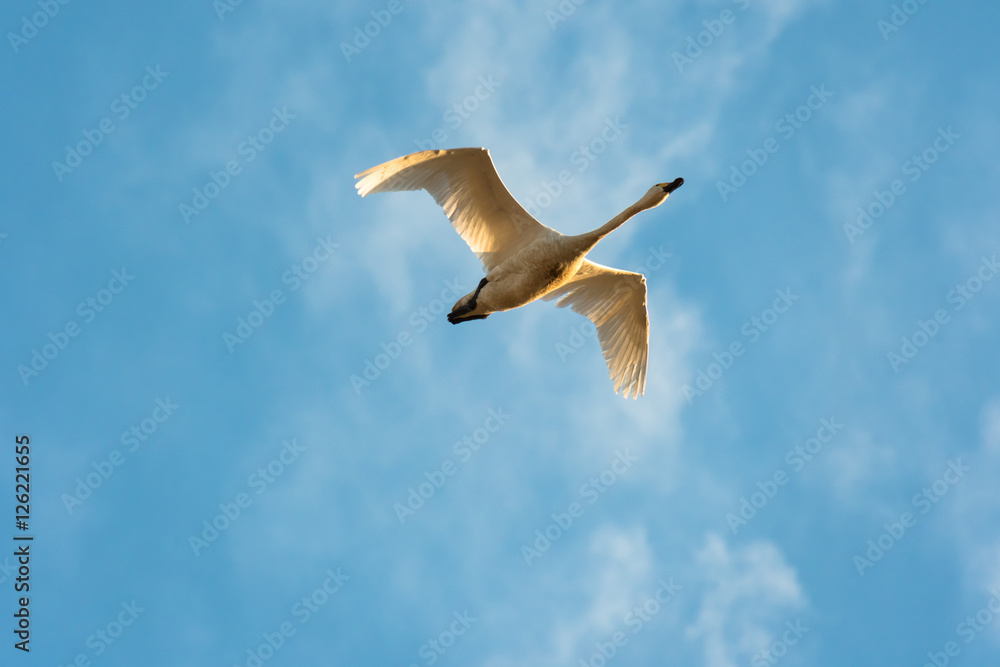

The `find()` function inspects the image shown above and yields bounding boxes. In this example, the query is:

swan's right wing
[354,148,553,272]
[543,260,649,399]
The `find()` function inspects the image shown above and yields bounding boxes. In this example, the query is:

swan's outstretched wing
[543,260,649,399]
[354,148,552,272]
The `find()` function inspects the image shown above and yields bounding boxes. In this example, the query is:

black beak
[661,177,684,194]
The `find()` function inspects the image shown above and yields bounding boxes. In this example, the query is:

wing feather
[543,260,650,399]
[355,148,551,272]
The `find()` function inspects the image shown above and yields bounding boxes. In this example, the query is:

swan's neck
[578,200,649,248]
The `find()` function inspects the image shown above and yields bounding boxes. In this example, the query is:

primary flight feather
[354,148,683,399]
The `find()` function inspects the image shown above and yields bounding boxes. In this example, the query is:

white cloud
[482,524,656,667]
[947,398,1000,597]
[981,397,1000,456]
[824,430,898,508]
[685,533,806,667]
[580,524,656,632]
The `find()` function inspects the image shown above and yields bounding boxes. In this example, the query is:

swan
[354,148,683,399]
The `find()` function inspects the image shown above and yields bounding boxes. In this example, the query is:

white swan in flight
[355,148,683,399]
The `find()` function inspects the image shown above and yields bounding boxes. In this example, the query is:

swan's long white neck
[574,198,657,250]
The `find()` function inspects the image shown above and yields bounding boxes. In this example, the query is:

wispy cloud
[685,533,806,667]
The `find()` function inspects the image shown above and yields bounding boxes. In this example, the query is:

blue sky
[2,0,999,665]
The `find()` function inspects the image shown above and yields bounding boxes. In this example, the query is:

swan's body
[354,148,683,399]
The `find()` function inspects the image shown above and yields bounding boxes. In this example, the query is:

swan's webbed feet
[448,312,490,324]
[447,278,488,324]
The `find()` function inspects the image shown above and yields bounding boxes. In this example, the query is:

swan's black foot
[472,277,488,296]
[448,312,490,325]
[447,278,489,324]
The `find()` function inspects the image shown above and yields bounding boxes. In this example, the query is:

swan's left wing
[354,148,553,272]
[543,260,649,399]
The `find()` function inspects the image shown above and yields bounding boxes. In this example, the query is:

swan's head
[643,178,684,208]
